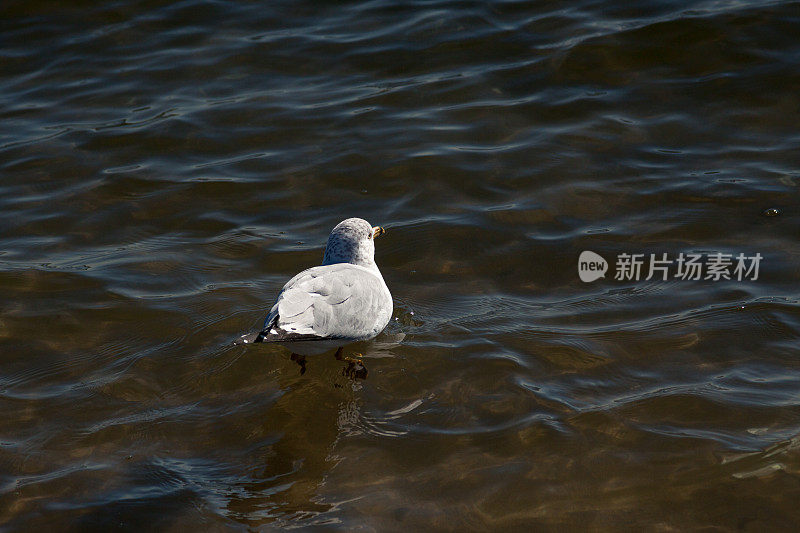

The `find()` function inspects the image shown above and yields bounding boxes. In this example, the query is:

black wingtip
[254,331,267,343]
[234,331,263,345]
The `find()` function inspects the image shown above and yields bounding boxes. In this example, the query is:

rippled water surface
[3,0,800,530]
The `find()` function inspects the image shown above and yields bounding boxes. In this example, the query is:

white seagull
[242,218,392,377]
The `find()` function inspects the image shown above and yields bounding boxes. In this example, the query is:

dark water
[2,0,800,530]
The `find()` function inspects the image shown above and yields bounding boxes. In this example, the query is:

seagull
[242,218,392,378]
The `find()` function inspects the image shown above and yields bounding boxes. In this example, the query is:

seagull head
[322,218,385,268]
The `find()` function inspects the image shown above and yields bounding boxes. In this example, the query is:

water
[2,0,800,530]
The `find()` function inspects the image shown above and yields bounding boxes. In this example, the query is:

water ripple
[3,0,800,529]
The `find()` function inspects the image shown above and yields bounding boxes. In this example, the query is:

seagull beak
[372,226,385,239]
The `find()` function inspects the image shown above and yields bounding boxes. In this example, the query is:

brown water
[2,1,800,530]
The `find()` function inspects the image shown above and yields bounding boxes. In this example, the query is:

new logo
[578,251,608,282]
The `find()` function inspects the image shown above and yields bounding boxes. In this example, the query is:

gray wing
[258,263,390,342]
